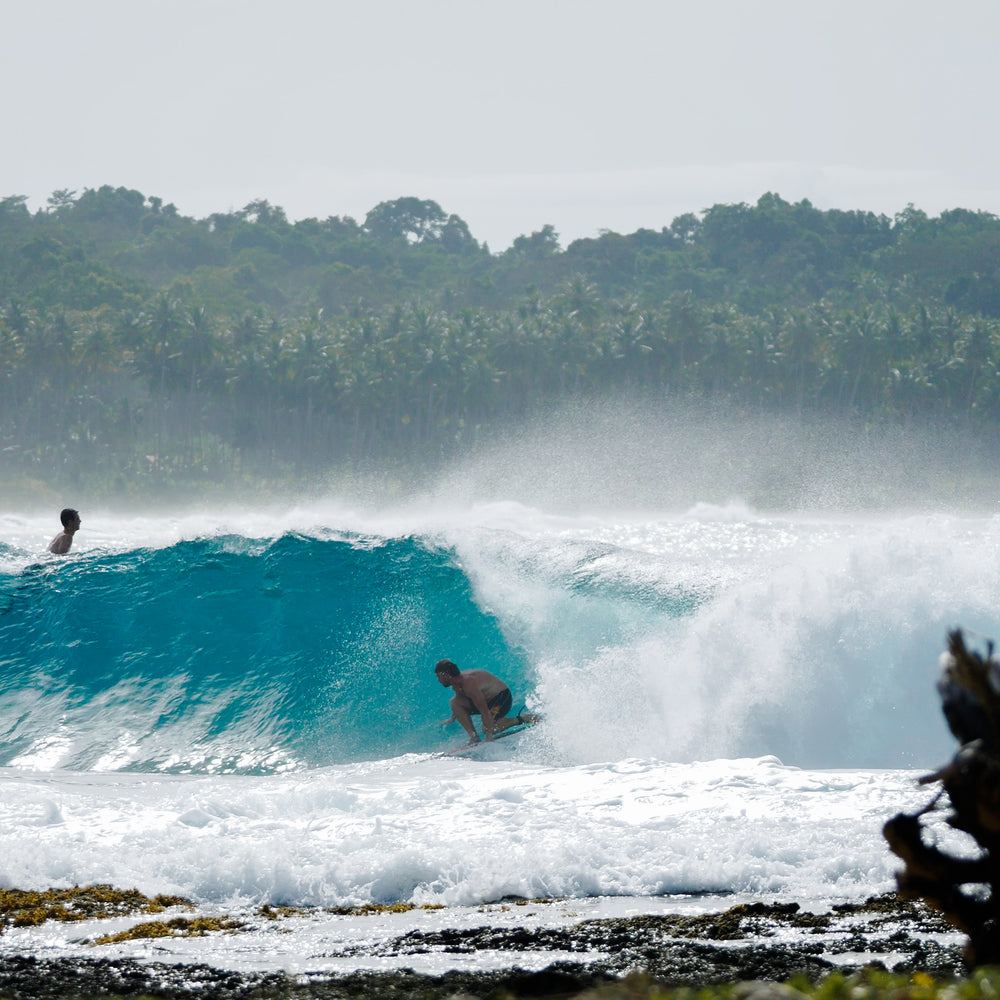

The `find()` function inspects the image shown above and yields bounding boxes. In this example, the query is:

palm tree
[780,309,821,415]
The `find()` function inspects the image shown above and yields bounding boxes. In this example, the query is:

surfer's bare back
[435,659,536,744]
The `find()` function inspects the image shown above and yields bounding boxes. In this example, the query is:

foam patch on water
[0,756,960,908]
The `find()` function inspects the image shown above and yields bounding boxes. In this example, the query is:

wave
[0,533,534,772]
[2,506,999,773]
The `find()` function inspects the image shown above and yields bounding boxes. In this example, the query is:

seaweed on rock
[884,628,1000,967]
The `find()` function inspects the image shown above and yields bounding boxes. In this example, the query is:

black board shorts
[470,688,512,720]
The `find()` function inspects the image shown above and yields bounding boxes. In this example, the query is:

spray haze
[427,397,1000,515]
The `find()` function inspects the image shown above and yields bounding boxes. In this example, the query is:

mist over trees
[3,185,1000,501]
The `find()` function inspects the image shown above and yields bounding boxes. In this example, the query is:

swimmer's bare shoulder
[48,532,72,554]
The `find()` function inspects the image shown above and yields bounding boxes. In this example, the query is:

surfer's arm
[440,712,456,727]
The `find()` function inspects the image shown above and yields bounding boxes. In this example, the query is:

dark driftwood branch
[884,629,1000,967]
[946,630,1000,739]
[883,813,991,888]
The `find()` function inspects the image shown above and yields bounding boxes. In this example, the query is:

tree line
[3,186,1000,499]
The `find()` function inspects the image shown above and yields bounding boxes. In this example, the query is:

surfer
[435,659,536,743]
[48,508,81,555]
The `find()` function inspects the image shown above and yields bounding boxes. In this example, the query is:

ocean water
[1,447,995,972]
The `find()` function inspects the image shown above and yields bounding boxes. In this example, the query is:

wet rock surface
[0,896,964,1000]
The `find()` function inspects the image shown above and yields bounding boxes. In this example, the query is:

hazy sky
[5,0,1000,249]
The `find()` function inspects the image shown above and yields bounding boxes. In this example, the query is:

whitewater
[1,413,997,974]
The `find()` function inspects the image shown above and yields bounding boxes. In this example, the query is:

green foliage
[5,185,1000,498]
[365,196,478,253]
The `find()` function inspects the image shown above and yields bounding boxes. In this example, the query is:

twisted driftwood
[884,628,1000,966]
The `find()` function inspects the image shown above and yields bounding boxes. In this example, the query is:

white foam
[448,511,1000,768]
[0,756,955,907]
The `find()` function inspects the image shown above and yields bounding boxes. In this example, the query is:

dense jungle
[3,186,1000,502]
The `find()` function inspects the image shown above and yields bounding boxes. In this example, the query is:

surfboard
[445,715,542,756]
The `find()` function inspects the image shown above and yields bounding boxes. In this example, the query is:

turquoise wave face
[0,534,529,772]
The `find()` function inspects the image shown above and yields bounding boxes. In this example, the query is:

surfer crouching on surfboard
[435,659,536,744]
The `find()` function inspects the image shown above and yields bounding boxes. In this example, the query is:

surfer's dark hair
[435,659,460,677]
[60,508,79,528]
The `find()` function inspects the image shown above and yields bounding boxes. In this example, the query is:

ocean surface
[0,460,995,973]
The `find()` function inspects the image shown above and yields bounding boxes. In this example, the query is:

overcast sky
[5,0,1000,249]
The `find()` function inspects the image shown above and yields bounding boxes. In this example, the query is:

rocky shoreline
[0,894,966,1000]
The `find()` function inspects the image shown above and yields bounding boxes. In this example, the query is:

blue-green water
[0,526,698,772]
[0,534,534,770]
